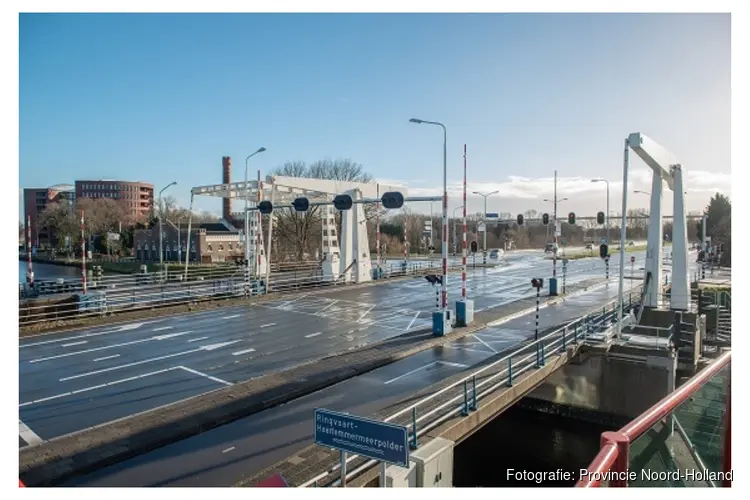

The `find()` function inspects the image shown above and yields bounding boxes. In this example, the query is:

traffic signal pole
[553,170,558,280]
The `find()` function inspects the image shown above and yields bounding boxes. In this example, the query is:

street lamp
[245,147,267,273]
[591,178,610,244]
[473,190,498,263]
[158,181,177,279]
[410,117,448,313]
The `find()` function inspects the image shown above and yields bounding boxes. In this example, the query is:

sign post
[315,408,409,488]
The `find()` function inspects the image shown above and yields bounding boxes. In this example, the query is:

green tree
[697,193,731,266]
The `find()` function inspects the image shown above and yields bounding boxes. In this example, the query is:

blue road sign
[314,408,409,467]
[485,212,499,219]
[600,237,608,245]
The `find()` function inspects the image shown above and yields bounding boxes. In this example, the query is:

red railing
[576,350,731,487]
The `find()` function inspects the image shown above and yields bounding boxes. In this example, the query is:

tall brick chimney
[222,156,231,221]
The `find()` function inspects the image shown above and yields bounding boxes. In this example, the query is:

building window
[228,243,233,250]
[219,244,224,251]
[208,244,212,251]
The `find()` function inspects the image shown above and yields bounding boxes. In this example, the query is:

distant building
[23,184,75,248]
[75,179,154,222]
[133,219,243,263]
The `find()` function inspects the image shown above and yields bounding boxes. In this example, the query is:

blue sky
[19,13,731,218]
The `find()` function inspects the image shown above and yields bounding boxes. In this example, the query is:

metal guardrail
[18,260,622,327]
[576,350,731,488]
[301,287,643,487]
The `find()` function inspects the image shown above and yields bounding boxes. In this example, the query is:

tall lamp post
[409,117,448,316]
[244,147,267,268]
[543,193,567,287]
[158,181,177,280]
[473,190,498,264]
[591,178,610,244]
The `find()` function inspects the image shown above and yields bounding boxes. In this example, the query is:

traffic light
[470,241,478,253]
[258,201,274,214]
[597,211,605,225]
[381,191,405,209]
[531,278,544,289]
[599,244,608,259]
[333,194,353,211]
[516,214,524,226]
[568,212,576,225]
[291,197,310,212]
[542,213,549,225]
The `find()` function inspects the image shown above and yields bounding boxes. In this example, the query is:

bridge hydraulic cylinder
[670,166,690,310]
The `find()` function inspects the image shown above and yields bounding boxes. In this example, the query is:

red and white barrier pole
[26,215,33,286]
[81,210,87,295]
[461,144,467,301]
[403,221,407,265]
[376,183,381,272]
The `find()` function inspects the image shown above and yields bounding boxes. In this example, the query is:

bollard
[409,407,418,449]
[561,327,567,352]
[507,357,513,387]
[470,376,477,411]
[461,380,470,416]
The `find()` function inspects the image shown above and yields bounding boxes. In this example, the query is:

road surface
[63,277,641,486]
[19,250,648,448]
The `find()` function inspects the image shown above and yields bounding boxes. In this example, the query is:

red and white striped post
[462,144,467,301]
[403,221,407,265]
[376,183,381,273]
[81,210,87,295]
[26,215,33,286]
[257,170,262,278]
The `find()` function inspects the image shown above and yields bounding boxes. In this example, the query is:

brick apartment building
[23,184,75,248]
[75,180,154,222]
[133,219,244,263]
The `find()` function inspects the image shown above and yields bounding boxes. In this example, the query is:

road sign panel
[600,237,608,245]
[314,408,409,467]
[477,222,486,232]
[485,212,499,220]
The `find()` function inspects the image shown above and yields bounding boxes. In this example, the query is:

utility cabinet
[386,437,455,487]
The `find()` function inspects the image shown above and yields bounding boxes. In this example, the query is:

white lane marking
[29,331,193,363]
[304,332,322,338]
[152,326,174,332]
[22,367,179,407]
[277,294,309,309]
[221,314,241,320]
[384,362,438,385]
[260,323,276,328]
[357,305,376,322]
[20,322,149,348]
[187,337,210,343]
[406,311,420,331]
[222,446,236,454]
[62,341,87,347]
[439,361,468,368]
[232,348,256,356]
[178,366,233,386]
[58,341,241,381]
[446,345,491,354]
[19,420,43,445]
[315,299,339,315]
[93,354,120,362]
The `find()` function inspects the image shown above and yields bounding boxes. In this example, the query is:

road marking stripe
[22,367,179,407]
[232,348,256,356]
[20,322,149,348]
[357,305,376,322]
[62,341,87,347]
[29,331,193,363]
[260,323,276,328]
[152,326,174,332]
[222,446,236,453]
[221,314,241,320]
[304,332,322,338]
[58,341,241,381]
[406,311,420,331]
[19,420,42,446]
[315,299,339,315]
[178,366,233,386]
[384,362,438,385]
[93,354,120,362]
[187,337,209,343]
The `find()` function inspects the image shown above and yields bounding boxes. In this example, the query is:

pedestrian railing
[301,289,642,487]
[576,350,731,487]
